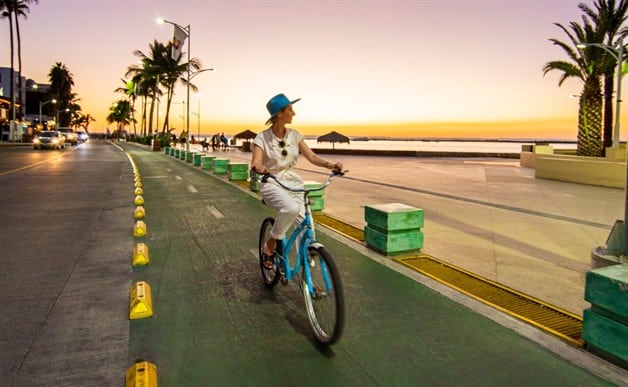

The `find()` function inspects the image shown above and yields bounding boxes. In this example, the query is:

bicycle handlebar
[259,170,347,193]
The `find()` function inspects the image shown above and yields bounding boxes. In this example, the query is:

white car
[33,131,65,150]
[76,131,89,142]
[57,127,78,145]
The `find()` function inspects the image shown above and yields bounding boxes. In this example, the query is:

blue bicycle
[258,171,345,345]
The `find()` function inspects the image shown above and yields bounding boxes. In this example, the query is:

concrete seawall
[310,148,520,158]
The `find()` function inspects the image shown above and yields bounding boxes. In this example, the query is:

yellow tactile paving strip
[312,212,584,347]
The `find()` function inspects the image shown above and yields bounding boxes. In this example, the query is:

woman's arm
[299,140,343,171]
[251,144,268,174]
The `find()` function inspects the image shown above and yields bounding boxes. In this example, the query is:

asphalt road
[0,141,620,386]
[0,141,132,385]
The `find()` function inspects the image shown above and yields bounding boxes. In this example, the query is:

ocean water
[196,132,577,154]
[303,138,576,153]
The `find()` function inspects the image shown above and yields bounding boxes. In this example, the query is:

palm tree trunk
[7,10,15,127]
[148,95,155,134]
[577,80,604,157]
[15,13,23,120]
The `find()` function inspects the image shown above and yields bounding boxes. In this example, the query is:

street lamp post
[39,99,56,129]
[186,68,214,143]
[157,17,191,152]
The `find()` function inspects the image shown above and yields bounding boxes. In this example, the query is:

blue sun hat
[265,93,301,125]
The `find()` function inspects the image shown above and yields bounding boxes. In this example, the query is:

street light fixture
[157,17,192,152]
[39,99,56,129]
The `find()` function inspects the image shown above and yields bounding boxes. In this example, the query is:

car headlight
[52,139,58,144]
[34,138,40,144]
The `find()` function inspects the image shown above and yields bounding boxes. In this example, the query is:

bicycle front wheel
[259,217,280,288]
[302,245,345,345]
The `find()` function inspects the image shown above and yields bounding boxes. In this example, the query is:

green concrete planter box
[194,153,203,166]
[186,152,195,163]
[583,308,628,363]
[213,158,229,174]
[585,264,627,323]
[164,147,170,155]
[202,156,215,170]
[365,203,424,232]
[304,181,324,197]
[229,171,249,181]
[180,150,186,160]
[174,149,180,158]
[364,225,423,255]
[309,196,324,211]
[228,162,249,172]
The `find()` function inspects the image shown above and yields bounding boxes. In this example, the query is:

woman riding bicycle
[251,93,343,269]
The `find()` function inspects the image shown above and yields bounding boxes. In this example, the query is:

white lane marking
[175,175,182,181]
[187,185,198,193]
[207,206,224,219]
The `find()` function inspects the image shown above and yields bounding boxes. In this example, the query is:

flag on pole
[171,25,188,60]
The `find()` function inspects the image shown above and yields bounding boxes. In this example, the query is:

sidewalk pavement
[180,143,622,316]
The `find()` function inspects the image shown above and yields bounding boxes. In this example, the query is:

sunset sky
[4,0,626,139]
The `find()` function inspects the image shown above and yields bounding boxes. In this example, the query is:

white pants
[260,172,305,240]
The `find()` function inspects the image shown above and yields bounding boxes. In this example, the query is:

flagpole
[186,24,191,153]
[156,18,191,151]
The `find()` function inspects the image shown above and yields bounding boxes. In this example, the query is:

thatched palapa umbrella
[233,129,257,140]
[234,129,257,152]
[317,131,350,150]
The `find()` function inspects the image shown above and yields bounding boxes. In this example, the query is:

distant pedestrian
[211,134,218,151]
[220,132,229,151]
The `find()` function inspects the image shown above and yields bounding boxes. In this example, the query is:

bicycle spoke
[302,246,345,345]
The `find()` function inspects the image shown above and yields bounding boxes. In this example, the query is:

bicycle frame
[263,172,343,296]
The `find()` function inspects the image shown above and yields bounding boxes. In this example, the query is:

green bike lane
[124,146,611,386]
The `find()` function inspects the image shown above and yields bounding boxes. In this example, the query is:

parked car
[33,131,65,150]
[57,127,78,145]
[76,131,89,142]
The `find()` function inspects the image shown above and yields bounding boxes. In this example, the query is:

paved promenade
[190,143,623,316]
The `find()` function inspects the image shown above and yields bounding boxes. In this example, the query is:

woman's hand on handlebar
[251,164,268,175]
[326,161,343,173]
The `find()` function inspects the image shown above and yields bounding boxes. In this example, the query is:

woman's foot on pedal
[262,252,274,270]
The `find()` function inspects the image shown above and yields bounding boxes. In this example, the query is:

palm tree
[127,41,167,134]
[74,113,95,131]
[115,78,141,135]
[129,40,201,134]
[48,62,75,127]
[579,0,628,150]
[0,0,38,120]
[1,1,17,123]
[544,18,606,156]
[107,100,134,138]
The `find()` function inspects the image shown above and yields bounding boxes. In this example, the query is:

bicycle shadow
[235,252,339,356]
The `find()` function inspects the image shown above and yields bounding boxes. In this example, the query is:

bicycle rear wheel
[302,245,345,345]
[259,217,280,288]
